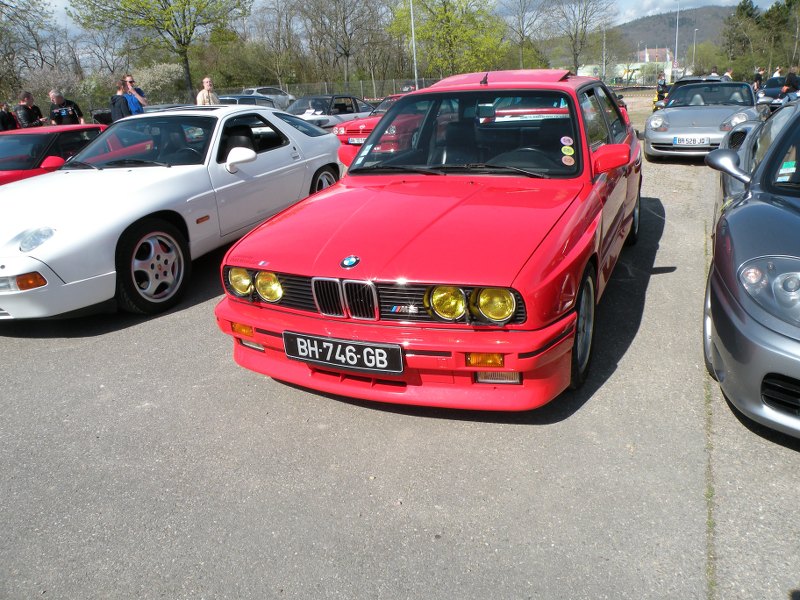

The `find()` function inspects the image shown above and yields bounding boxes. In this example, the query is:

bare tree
[500,0,544,68]
[249,0,301,88]
[550,0,615,74]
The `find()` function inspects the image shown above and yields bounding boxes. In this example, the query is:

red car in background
[0,124,105,185]
[216,70,642,411]
[332,94,406,149]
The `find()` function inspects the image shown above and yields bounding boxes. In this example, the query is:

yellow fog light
[477,288,515,323]
[231,322,254,337]
[16,272,47,291]
[228,267,253,296]
[466,353,505,368]
[429,286,466,321]
[255,271,283,302]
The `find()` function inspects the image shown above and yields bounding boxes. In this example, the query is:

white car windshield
[348,90,580,178]
[67,116,216,168]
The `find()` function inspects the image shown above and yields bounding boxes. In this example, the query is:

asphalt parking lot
[2,93,800,599]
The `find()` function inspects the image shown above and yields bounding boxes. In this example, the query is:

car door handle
[291,147,300,160]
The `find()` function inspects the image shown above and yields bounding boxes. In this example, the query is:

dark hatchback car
[756,76,787,111]
[704,101,800,439]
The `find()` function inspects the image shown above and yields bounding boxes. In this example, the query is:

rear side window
[579,90,610,150]
[594,87,626,143]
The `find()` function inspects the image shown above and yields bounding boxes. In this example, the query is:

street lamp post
[674,0,680,74]
[692,28,698,74]
[410,0,419,90]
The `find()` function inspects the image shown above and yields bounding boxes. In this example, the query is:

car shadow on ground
[281,195,668,425]
[0,244,231,339]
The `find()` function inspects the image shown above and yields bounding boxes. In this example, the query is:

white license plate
[673,136,710,146]
[348,137,367,145]
[283,332,404,374]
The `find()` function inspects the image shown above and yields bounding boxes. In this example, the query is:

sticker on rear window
[560,136,573,146]
[561,146,575,156]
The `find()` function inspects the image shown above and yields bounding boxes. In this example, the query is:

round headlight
[476,288,516,323]
[429,286,466,321]
[255,271,283,302]
[228,267,253,296]
[648,115,665,130]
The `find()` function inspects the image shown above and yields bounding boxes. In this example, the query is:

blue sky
[615,0,777,24]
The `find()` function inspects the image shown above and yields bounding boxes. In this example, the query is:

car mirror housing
[225,146,257,173]
[41,155,66,170]
[705,149,751,184]
[592,143,630,175]
[654,100,666,110]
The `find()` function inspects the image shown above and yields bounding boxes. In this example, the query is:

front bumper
[708,267,800,438]
[215,297,576,411]
[0,255,115,319]
[644,128,724,157]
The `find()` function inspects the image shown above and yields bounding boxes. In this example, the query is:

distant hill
[614,6,731,61]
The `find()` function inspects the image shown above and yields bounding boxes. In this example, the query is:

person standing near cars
[196,77,220,105]
[753,67,765,91]
[721,67,734,82]
[782,66,800,104]
[123,74,148,114]
[48,90,84,125]
[110,80,133,121]
[13,92,47,128]
[0,102,19,130]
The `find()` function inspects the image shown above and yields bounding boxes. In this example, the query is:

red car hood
[229,176,584,287]
[0,169,42,185]
[342,116,381,134]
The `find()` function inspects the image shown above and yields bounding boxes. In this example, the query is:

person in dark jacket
[782,66,800,104]
[0,102,19,130]
[13,92,47,128]
[48,90,84,125]
[110,80,132,122]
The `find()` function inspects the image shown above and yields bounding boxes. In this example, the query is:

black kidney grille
[312,278,345,316]
[343,280,378,319]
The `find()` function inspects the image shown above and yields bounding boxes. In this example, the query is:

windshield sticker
[779,161,796,175]
[561,146,575,156]
[560,136,574,146]
[562,155,575,166]
[776,175,791,182]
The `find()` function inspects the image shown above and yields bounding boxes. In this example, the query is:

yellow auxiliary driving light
[466,353,505,368]
[429,286,467,321]
[477,288,515,323]
[255,271,283,302]
[228,267,253,296]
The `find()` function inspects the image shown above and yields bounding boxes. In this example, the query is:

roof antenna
[480,72,489,85]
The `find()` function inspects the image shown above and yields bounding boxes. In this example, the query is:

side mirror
[705,149,751,184]
[338,144,359,168]
[225,146,257,173]
[40,155,66,170]
[592,143,630,175]
[654,100,666,110]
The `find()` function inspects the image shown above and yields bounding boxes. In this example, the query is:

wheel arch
[116,210,190,256]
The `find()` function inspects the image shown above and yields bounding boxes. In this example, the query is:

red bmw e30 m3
[215,69,643,411]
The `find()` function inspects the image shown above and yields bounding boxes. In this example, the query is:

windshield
[372,96,401,115]
[666,83,754,107]
[0,133,53,170]
[348,90,580,178]
[67,116,216,168]
[286,97,330,116]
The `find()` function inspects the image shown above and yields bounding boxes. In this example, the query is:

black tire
[310,166,338,195]
[569,264,597,390]
[115,219,191,315]
[625,186,641,246]
[703,270,718,380]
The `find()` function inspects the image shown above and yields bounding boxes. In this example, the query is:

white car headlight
[648,114,668,131]
[721,112,749,131]
[739,257,800,325]
[19,227,55,252]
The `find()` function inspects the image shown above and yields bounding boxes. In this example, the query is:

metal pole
[674,0,680,74]
[410,0,419,90]
[692,28,698,73]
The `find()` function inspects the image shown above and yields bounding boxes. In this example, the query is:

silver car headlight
[647,114,668,131]
[739,257,800,325]
[720,112,749,131]
[19,227,55,252]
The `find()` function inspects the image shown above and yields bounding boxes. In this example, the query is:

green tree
[68,0,252,101]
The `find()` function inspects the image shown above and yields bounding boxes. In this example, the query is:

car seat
[689,94,705,106]
[217,124,255,162]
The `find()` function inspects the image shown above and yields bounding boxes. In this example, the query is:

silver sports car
[644,82,767,160]
[704,101,800,439]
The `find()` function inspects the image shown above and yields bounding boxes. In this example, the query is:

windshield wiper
[349,164,444,175]
[63,160,100,170]
[439,163,551,178]
[103,158,170,167]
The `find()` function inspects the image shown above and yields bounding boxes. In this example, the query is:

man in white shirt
[196,77,220,105]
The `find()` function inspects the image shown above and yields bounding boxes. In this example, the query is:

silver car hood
[662,105,751,127]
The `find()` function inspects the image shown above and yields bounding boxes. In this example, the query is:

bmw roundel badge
[341,255,360,269]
